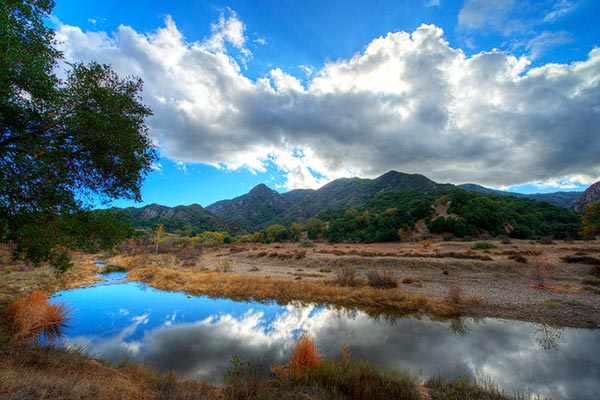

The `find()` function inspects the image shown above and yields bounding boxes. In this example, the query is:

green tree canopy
[1,0,156,270]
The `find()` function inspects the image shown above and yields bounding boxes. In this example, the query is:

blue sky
[51,0,600,207]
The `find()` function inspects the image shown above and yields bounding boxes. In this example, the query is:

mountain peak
[249,183,273,193]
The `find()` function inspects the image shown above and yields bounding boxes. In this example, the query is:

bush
[333,265,359,286]
[471,242,496,250]
[366,270,398,289]
[446,285,464,304]
[401,277,413,284]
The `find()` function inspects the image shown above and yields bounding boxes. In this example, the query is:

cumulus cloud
[54,13,600,189]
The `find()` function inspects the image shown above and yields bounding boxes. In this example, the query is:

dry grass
[333,265,360,287]
[290,335,321,374]
[446,285,464,305]
[128,266,458,318]
[0,343,220,400]
[5,291,68,341]
[366,270,398,289]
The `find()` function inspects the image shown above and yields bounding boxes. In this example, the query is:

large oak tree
[1,0,156,271]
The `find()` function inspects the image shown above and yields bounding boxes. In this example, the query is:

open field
[111,239,600,328]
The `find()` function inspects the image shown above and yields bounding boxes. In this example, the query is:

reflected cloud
[54,281,600,399]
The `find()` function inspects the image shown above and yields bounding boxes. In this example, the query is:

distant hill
[115,171,586,236]
[207,171,447,231]
[206,184,295,230]
[458,184,581,209]
[280,171,448,223]
[115,203,246,235]
[573,181,600,212]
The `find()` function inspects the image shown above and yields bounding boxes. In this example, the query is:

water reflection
[50,273,600,399]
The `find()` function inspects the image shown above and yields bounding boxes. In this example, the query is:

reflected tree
[533,324,564,351]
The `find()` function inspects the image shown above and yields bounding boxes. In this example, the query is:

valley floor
[112,239,600,329]
[1,240,599,399]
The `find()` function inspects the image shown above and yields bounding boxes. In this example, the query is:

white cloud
[526,31,574,60]
[54,15,600,189]
[458,1,581,60]
[458,0,517,33]
[543,0,581,23]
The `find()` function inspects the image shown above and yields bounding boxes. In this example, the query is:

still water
[50,271,600,399]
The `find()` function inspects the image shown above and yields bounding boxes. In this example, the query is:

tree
[304,218,324,240]
[265,224,289,243]
[581,203,600,239]
[1,0,156,270]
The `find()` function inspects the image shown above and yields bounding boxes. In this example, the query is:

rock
[573,181,600,213]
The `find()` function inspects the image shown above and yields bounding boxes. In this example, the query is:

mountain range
[116,171,593,234]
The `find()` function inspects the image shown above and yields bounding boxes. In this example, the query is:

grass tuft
[366,269,398,289]
[5,291,69,341]
[290,334,322,374]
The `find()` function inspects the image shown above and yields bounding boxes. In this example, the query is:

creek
[49,269,600,399]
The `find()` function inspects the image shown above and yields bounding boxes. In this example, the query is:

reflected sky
[50,273,600,399]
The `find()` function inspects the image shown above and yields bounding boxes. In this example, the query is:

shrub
[471,242,496,250]
[294,250,307,259]
[333,265,359,286]
[446,285,464,305]
[530,255,551,287]
[366,270,398,289]
[443,236,452,242]
[419,240,433,248]
[290,334,321,374]
[402,277,414,284]
[299,240,314,248]
[5,291,69,341]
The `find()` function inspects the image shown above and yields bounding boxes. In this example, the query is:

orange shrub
[5,291,69,341]
[290,334,321,374]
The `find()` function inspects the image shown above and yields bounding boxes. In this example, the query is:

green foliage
[265,224,289,243]
[581,202,600,239]
[1,1,156,271]
[317,187,581,243]
[304,217,325,240]
[471,242,497,250]
[8,210,131,270]
[320,189,441,243]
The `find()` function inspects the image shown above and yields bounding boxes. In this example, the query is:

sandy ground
[190,239,600,328]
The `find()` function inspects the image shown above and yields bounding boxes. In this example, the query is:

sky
[49,0,600,207]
